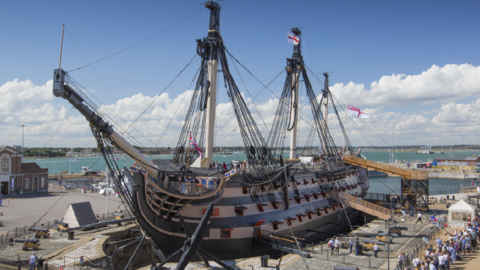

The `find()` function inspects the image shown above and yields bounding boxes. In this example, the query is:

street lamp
[232,129,236,161]
[20,124,27,162]
[390,132,394,164]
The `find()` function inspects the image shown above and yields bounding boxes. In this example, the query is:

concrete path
[0,187,125,234]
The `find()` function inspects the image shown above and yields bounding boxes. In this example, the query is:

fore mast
[288,27,302,159]
[204,1,221,167]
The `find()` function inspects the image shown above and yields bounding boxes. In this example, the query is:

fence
[393,225,444,270]
[301,219,445,270]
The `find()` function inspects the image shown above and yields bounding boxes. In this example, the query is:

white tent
[448,199,477,224]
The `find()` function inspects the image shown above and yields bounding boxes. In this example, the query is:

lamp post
[390,132,394,164]
[20,124,26,162]
[233,129,236,161]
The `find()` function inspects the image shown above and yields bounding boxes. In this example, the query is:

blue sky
[1,0,480,148]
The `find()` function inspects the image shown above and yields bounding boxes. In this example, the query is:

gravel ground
[284,220,435,270]
[0,230,77,264]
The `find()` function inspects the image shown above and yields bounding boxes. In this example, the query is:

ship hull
[131,167,367,261]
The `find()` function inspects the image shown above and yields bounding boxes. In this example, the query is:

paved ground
[0,187,125,234]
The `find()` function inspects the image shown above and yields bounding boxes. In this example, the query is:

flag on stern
[287,31,300,45]
[190,132,203,158]
[70,158,76,162]
[347,104,370,119]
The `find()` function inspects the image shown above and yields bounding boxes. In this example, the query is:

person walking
[412,256,421,269]
[438,252,446,270]
[334,237,341,253]
[355,238,360,256]
[373,243,379,258]
[349,238,354,254]
[328,237,335,255]
[416,211,423,224]
[37,256,45,270]
[29,253,37,270]
[398,252,405,269]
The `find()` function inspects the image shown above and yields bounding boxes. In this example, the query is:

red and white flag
[287,31,300,45]
[190,132,203,158]
[347,104,370,119]
[70,158,76,162]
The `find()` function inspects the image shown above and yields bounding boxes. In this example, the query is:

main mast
[289,27,302,159]
[204,1,221,167]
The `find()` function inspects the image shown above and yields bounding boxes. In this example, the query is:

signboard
[11,178,14,190]
[401,210,406,216]
[422,237,429,244]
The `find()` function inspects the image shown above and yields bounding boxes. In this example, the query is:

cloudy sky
[1,0,479,149]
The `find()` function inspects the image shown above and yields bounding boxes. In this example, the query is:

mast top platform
[291,27,302,35]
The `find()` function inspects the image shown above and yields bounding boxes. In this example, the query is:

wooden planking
[343,155,428,180]
[339,192,391,220]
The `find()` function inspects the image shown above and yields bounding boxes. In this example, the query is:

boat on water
[52,1,369,262]
[417,147,434,154]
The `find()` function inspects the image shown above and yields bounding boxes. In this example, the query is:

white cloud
[2,64,480,149]
[331,64,480,108]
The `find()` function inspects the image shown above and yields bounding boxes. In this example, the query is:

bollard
[68,231,75,240]
[261,255,269,267]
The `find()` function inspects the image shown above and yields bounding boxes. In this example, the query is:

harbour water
[31,150,479,194]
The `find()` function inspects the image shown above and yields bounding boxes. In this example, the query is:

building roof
[21,163,41,170]
[433,156,480,162]
[0,145,21,154]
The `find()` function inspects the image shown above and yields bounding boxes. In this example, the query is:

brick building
[0,145,48,195]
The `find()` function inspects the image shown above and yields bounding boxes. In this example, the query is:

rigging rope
[43,106,74,148]
[122,54,199,135]
[67,7,203,73]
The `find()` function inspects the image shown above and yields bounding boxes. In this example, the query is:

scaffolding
[343,155,429,211]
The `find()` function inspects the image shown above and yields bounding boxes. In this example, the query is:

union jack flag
[190,132,203,158]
